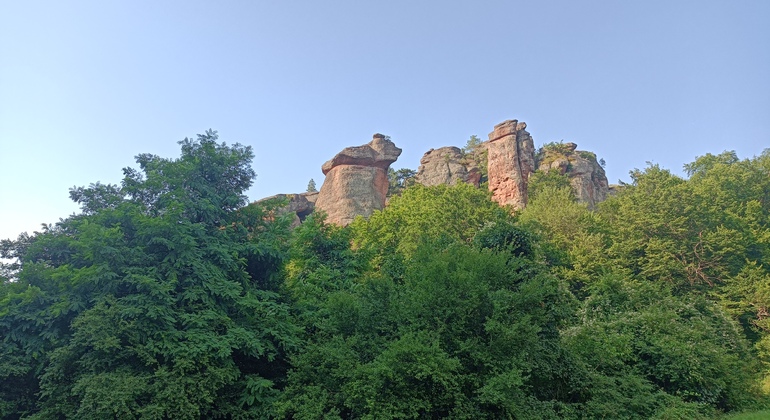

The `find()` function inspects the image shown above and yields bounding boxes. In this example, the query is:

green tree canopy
[0,131,298,418]
[306,178,317,193]
[280,219,582,418]
[351,183,512,260]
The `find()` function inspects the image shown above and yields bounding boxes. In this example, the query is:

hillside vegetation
[2,134,769,419]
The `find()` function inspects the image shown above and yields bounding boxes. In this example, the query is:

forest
[2,131,770,419]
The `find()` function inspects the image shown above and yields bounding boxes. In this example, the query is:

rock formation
[486,120,536,209]
[254,119,611,226]
[315,134,402,226]
[255,192,318,227]
[414,146,482,187]
[536,142,609,208]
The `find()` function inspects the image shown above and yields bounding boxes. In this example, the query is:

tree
[279,229,583,418]
[600,156,769,291]
[462,134,483,154]
[461,135,488,182]
[564,275,761,416]
[386,167,416,197]
[519,182,609,289]
[352,183,512,260]
[0,131,299,418]
[306,178,317,193]
[526,170,574,202]
[586,152,770,397]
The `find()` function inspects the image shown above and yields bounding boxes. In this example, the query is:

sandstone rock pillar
[486,120,536,209]
[315,134,402,226]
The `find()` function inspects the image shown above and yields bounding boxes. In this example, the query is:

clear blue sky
[1,0,768,241]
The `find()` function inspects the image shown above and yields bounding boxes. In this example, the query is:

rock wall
[255,119,611,226]
[314,134,402,226]
[255,192,318,227]
[414,146,482,187]
[536,142,609,208]
[412,121,608,210]
[486,120,536,209]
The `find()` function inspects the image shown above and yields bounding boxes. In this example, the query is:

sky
[1,0,768,241]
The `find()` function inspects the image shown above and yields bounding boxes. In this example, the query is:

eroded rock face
[254,120,611,223]
[486,120,536,209]
[315,134,402,226]
[537,144,609,208]
[568,154,608,208]
[255,192,318,227]
[414,146,482,187]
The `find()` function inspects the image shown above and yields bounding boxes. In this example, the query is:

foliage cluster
[306,178,317,193]
[1,132,299,419]
[535,141,570,165]
[1,136,769,419]
[577,150,597,161]
[461,135,488,182]
[534,142,604,173]
[386,168,416,197]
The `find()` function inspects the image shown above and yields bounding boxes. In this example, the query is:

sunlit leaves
[0,132,296,418]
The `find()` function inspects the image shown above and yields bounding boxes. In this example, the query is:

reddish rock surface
[315,134,402,226]
[254,120,611,223]
[486,120,536,209]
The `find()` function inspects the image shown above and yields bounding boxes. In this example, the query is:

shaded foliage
[387,167,416,197]
[564,275,758,417]
[280,234,581,418]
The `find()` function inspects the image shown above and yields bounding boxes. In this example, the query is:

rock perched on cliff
[537,143,609,208]
[315,134,402,226]
[486,120,536,209]
[414,146,482,187]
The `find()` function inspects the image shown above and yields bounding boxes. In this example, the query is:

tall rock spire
[486,120,536,209]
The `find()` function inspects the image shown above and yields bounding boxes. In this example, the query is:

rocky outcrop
[486,120,536,209]
[256,192,318,227]
[315,134,402,226]
[411,121,609,210]
[536,142,609,208]
[254,120,611,226]
[414,146,482,187]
